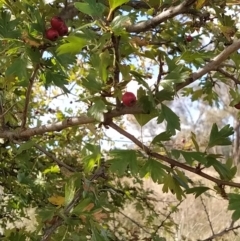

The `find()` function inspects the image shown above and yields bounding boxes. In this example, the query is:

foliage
[1,0,240,240]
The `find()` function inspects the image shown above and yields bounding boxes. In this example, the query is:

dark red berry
[186,35,193,42]
[57,23,68,36]
[45,28,59,41]
[50,16,64,30]
[234,103,240,109]
[122,92,137,107]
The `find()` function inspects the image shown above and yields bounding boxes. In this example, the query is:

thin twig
[199,40,214,51]
[0,104,16,118]
[217,68,240,85]
[199,223,240,241]
[111,34,121,107]
[126,0,197,33]
[33,143,77,173]
[153,200,183,236]
[118,210,152,235]
[200,196,214,235]
[21,64,40,129]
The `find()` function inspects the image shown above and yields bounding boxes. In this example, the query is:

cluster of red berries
[45,16,68,41]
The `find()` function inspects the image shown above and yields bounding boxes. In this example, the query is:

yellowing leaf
[48,195,65,206]
[60,166,74,177]
[195,0,207,9]
[130,37,149,47]
[21,31,43,47]
[226,0,240,5]
[79,215,87,223]
[93,209,108,222]
[219,25,236,41]
[43,165,60,174]
[183,140,194,150]
[82,202,94,212]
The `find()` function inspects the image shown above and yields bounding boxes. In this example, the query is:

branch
[0,105,144,139]
[153,201,183,236]
[200,222,240,241]
[217,67,240,85]
[125,0,197,33]
[118,210,151,235]
[33,143,77,173]
[108,121,240,189]
[176,39,240,91]
[21,64,40,129]
[111,34,121,107]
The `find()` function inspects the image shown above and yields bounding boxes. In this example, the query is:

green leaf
[109,149,137,175]
[208,123,234,148]
[87,98,107,122]
[99,51,111,83]
[162,174,185,201]
[181,151,206,165]
[81,71,103,93]
[133,88,157,126]
[180,50,214,65]
[16,141,34,154]
[232,210,240,221]
[110,15,130,34]
[74,0,105,18]
[160,66,190,91]
[228,193,240,221]
[152,131,172,144]
[155,89,174,103]
[45,70,69,89]
[43,165,60,174]
[92,226,106,241]
[130,70,151,91]
[185,186,210,198]
[57,36,88,55]
[109,0,130,11]
[72,198,92,215]
[158,103,180,135]
[37,207,56,222]
[153,237,166,241]
[191,132,199,152]
[65,176,77,206]
[206,155,233,180]
[82,144,101,173]
[6,58,29,80]
[134,109,158,127]
[140,159,169,183]
[174,169,189,189]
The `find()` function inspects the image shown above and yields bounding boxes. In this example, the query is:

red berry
[234,103,240,109]
[45,28,59,41]
[186,35,193,42]
[57,23,68,36]
[50,16,64,30]
[122,92,137,107]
